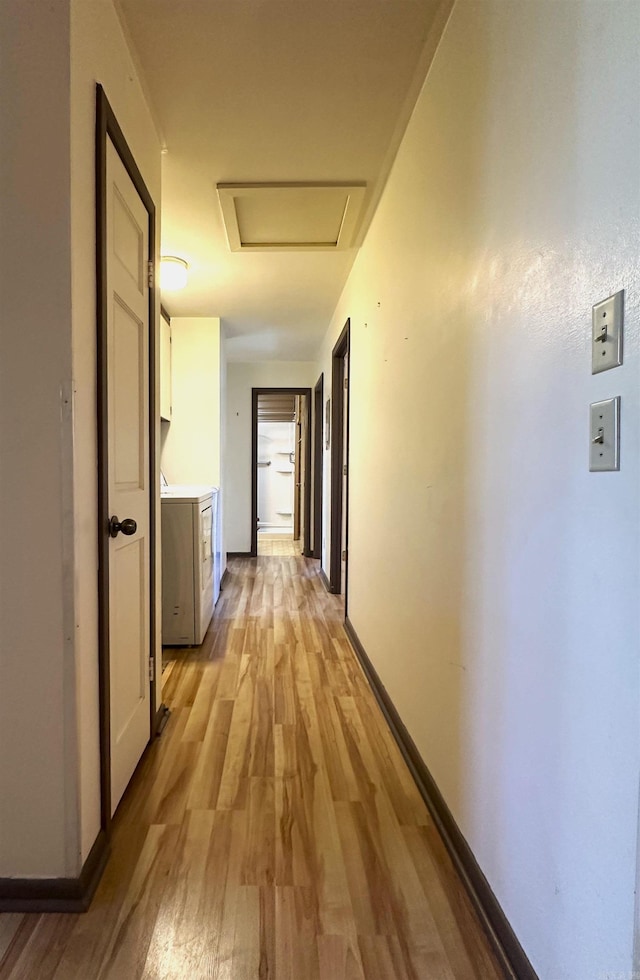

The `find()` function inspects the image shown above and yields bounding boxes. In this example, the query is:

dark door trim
[313,374,324,560]
[251,387,312,558]
[96,84,157,834]
[329,319,350,598]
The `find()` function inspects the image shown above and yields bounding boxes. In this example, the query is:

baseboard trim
[0,828,110,913]
[343,617,537,980]
[227,551,252,559]
[319,568,331,592]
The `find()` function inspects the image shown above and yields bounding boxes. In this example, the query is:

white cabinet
[160,313,172,420]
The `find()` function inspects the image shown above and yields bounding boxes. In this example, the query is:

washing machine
[161,485,219,645]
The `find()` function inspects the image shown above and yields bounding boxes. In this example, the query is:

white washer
[161,485,219,645]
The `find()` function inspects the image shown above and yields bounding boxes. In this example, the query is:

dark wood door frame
[251,387,312,558]
[313,374,324,560]
[329,319,350,599]
[96,84,159,837]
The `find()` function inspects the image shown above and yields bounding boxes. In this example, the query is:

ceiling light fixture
[160,256,189,290]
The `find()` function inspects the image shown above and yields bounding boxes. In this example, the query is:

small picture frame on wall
[325,398,331,449]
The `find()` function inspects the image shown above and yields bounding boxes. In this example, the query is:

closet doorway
[330,319,350,600]
[251,388,312,557]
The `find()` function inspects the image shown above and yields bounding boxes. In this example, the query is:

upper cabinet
[160,312,172,421]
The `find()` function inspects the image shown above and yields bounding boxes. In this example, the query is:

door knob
[109,515,137,538]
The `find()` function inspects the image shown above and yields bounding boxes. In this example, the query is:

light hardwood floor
[0,556,503,979]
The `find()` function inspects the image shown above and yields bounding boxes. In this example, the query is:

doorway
[313,374,324,560]
[330,319,350,602]
[251,388,312,557]
[96,85,157,828]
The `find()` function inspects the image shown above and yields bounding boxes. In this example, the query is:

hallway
[0,557,502,979]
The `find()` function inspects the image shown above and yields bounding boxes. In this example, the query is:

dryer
[161,485,219,645]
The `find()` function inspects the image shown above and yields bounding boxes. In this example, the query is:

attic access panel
[217,182,366,252]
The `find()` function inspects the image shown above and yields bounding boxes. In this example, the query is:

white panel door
[106,138,151,815]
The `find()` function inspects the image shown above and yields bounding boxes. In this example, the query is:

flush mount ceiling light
[216,182,367,252]
[160,256,189,290]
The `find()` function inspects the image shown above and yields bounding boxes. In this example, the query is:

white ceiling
[116,0,446,360]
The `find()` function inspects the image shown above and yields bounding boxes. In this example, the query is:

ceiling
[116,0,447,360]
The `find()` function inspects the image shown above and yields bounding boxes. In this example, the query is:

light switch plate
[589,397,620,471]
[592,290,623,374]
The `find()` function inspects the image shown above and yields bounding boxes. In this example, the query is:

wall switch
[589,397,620,471]
[592,290,623,373]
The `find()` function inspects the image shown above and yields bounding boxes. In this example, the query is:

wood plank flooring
[0,556,503,979]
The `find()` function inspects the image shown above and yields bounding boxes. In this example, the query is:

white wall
[219,329,228,564]
[70,0,162,863]
[161,317,222,487]
[318,3,640,977]
[160,316,224,569]
[225,361,316,552]
[0,0,75,878]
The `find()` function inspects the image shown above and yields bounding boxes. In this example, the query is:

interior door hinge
[343,464,347,476]
[342,549,347,562]
[149,656,155,682]
[148,261,154,288]
[344,377,348,389]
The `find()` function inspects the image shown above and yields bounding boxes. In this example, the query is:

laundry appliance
[161,485,219,645]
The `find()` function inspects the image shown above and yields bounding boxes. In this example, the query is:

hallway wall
[161,317,223,487]
[161,316,226,570]
[0,0,74,879]
[225,361,315,552]
[318,2,640,977]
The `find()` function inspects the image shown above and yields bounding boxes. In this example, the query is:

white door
[106,137,151,815]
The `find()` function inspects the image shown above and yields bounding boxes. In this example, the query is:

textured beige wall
[318,3,640,976]
[161,317,222,487]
